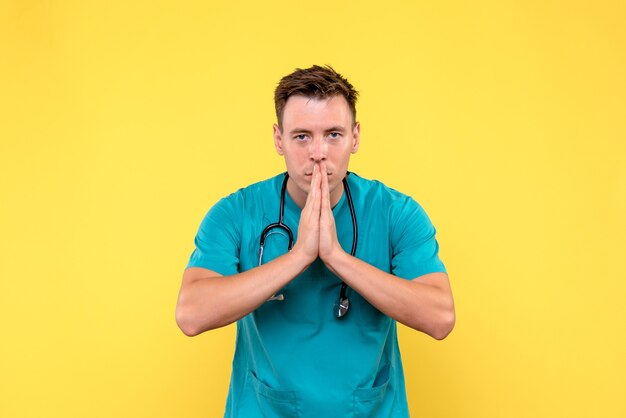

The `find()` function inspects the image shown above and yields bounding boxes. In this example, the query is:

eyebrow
[288,126,347,135]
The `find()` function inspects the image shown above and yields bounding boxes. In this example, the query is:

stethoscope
[258,172,358,318]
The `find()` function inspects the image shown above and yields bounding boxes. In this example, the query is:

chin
[294,176,312,194]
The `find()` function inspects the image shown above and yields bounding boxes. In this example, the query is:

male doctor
[176,65,455,417]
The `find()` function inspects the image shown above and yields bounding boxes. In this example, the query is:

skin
[176,95,455,339]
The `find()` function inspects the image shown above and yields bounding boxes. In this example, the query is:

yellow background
[1,1,625,417]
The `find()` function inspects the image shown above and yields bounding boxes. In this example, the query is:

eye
[328,132,341,139]
[294,134,308,141]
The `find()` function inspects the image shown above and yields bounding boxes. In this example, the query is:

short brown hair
[274,65,359,129]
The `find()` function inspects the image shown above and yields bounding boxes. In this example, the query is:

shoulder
[200,174,284,226]
[348,172,420,210]
[347,173,432,234]
[218,174,284,207]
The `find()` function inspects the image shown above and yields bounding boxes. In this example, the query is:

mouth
[305,171,332,176]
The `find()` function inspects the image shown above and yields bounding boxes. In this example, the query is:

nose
[309,137,327,162]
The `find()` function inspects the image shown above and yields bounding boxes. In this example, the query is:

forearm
[176,250,310,335]
[325,251,455,340]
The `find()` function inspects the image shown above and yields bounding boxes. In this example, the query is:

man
[176,65,455,417]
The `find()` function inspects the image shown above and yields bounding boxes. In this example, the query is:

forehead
[282,95,352,130]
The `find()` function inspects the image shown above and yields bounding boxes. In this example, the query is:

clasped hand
[292,163,345,266]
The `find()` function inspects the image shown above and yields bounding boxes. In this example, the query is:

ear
[351,122,361,154]
[273,124,284,155]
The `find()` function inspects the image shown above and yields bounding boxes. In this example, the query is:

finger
[320,162,331,212]
[320,165,334,233]
[319,163,338,258]
[303,164,321,218]
[303,164,318,210]
[311,163,322,218]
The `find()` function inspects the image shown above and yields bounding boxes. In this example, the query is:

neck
[286,177,344,210]
[329,181,345,208]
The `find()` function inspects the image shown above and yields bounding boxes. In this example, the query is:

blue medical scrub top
[187,173,446,418]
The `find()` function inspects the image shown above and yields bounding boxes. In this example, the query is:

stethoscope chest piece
[333,296,350,319]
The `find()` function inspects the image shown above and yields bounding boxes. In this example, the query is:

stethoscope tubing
[258,174,294,266]
[339,173,358,302]
[259,172,358,316]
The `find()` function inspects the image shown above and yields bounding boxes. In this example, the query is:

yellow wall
[1,1,625,417]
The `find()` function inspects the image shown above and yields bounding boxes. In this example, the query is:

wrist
[286,245,316,271]
[321,247,349,272]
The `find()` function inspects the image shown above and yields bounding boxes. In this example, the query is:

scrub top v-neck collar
[283,178,348,219]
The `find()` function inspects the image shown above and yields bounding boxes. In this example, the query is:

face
[273,95,360,207]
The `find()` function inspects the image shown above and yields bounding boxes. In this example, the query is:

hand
[319,162,344,263]
[291,164,321,264]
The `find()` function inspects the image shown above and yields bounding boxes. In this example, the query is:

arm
[324,252,455,340]
[318,166,455,340]
[176,166,324,336]
[175,251,310,336]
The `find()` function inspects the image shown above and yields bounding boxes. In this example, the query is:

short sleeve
[390,197,447,280]
[186,195,241,276]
